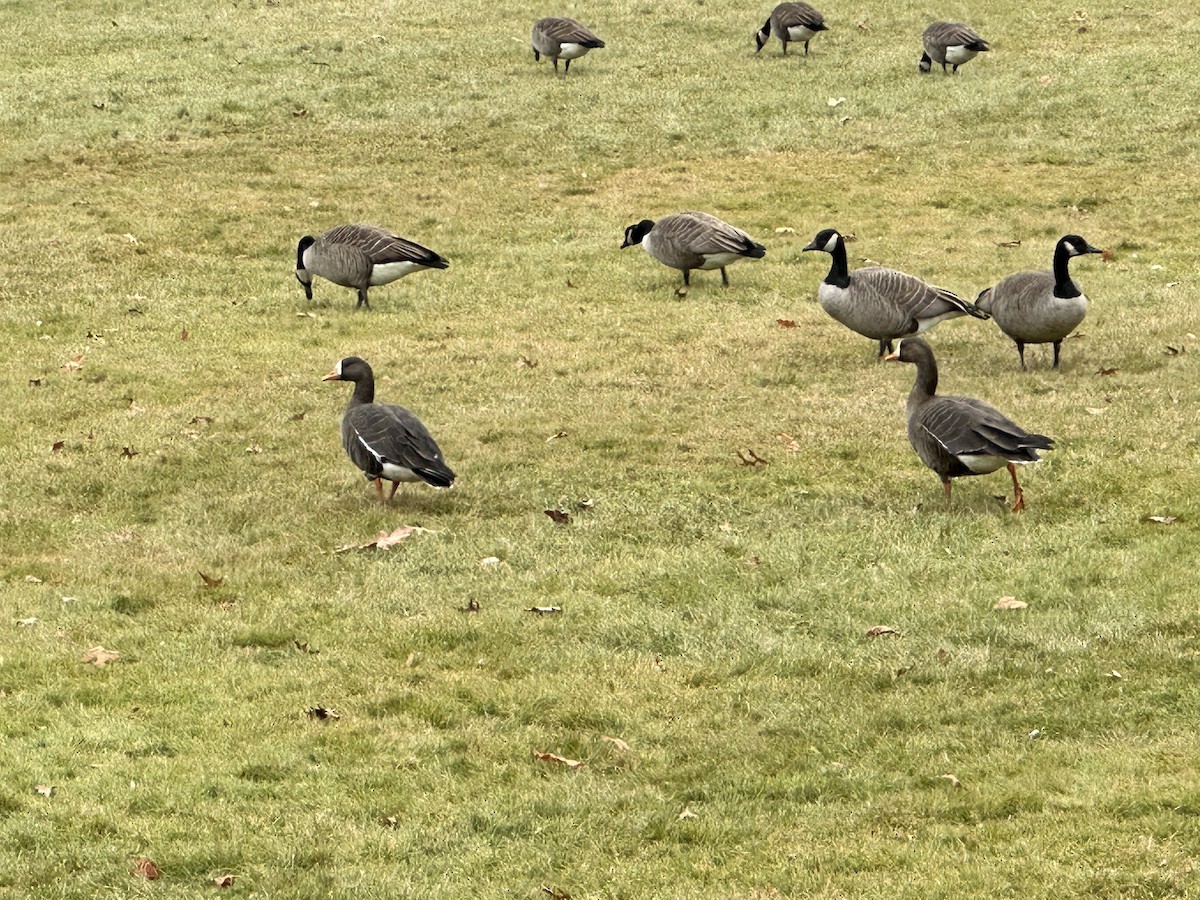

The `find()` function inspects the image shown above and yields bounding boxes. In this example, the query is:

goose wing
[671,212,765,257]
[324,224,448,269]
[919,396,1053,462]
[778,2,825,30]
[926,22,988,51]
[535,17,605,48]
[342,403,456,487]
[855,266,986,329]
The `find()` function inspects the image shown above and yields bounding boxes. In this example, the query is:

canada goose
[919,22,989,73]
[531,17,606,75]
[975,235,1104,370]
[322,357,456,503]
[885,338,1054,511]
[296,224,448,311]
[754,3,828,56]
[802,228,988,356]
[621,212,766,290]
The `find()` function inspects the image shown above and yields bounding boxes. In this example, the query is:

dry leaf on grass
[533,750,585,770]
[601,736,630,753]
[1147,515,1177,525]
[517,355,539,369]
[120,446,138,458]
[82,646,120,667]
[1097,367,1118,376]
[526,606,562,615]
[678,806,700,820]
[459,599,481,613]
[997,239,1022,248]
[61,354,84,372]
[179,329,189,341]
[35,784,54,797]
[336,525,424,553]
[776,319,797,328]
[16,617,38,627]
[545,430,567,442]
[307,706,340,721]
[198,571,224,589]
[865,625,897,637]
[942,774,963,788]
[541,887,572,900]
[190,415,213,425]
[25,575,43,584]
[293,640,319,654]
[51,440,64,453]
[737,449,768,466]
[576,498,595,510]
[213,874,236,888]
[993,596,1028,610]
[777,432,801,452]
[544,509,571,525]
[132,858,161,880]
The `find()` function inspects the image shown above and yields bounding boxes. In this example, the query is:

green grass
[2,0,1200,896]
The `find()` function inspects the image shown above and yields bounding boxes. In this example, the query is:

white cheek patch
[824,233,839,253]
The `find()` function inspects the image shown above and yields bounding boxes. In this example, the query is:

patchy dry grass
[1,0,1199,896]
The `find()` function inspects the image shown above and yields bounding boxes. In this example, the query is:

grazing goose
[621,212,767,290]
[531,17,606,75]
[322,357,456,503]
[754,3,828,56]
[886,338,1054,511]
[296,224,449,311]
[919,22,990,73]
[802,228,988,356]
[975,235,1104,370]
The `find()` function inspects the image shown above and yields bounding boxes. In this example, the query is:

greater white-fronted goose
[975,235,1104,370]
[322,357,456,503]
[621,212,767,290]
[919,22,990,73]
[754,3,828,56]
[296,224,449,311]
[885,338,1054,511]
[802,228,988,356]
[531,17,606,75]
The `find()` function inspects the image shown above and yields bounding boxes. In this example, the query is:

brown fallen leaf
[776,319,797,328]
[1097,367,1118,376]
[29,378,42,387]
[382,815,399,829]
[82,646,120,667]
[293,639,319,654]
[541,887,572,900]
[35,784,54,797]
[190,415,213,425]
[1165,345,1182,356]
[737,449,768,466]
[936,648,949,662]
[526,606,563,615]
[942,773,963,789]
[1147,515,1177,525]
[533,750,585,769]
[61,355,84,372]
[1100,248,1114,262]
[198,571,224,589]
[517,355,539,369]
[213,874,236,888]
[545,430,567,442]
[678,806,699,820]
[865,625,897,637]
[292,107,308,117]
[179,329,189,341]
[994,596,1028,610]
[777,432,801,452]
[120,447,138,459]
[367,525,420,550]
[24,575,43,584]
[601,736,630,753]
[52,440,65,453]
[16,617,38,627]
[459,599,481,613]
[544,509,571,525]
[307,706,340,720]
[132,858,160,880]
[290,410,306,421]
[997,239,1022,248]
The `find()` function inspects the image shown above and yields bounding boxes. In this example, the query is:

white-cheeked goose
[803,228,989,357]
[621,211,767,290]
[754,3,828,56]
[975,235,1104,370]
[531,17,606,76]
[296,224,449,311]
[919,22,990,74]
[885,338,1054,511]
[323,357,456,503]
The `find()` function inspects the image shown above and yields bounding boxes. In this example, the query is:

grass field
[2,0,1199,896]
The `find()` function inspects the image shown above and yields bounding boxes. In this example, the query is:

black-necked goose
[919,22,990,73]
[802,228,988,356]
[886,338,1054,511]
[323,357,456,503]
[296,224,449,311]
[621,212,767,290]
[755,3,828,56]
[531,17,606,75]
[975,235,1104,370]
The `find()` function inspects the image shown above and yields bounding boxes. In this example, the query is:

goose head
[295,235,316,299]
[621,220,655,249]
[802,228,843,255]
[322,356,371,383]
[1061,235,1104,258]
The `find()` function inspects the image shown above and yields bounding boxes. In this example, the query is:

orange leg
[372,477,386,503]
[942,480,953,506]
[387,480,401,502]
[1007,463,1026,512]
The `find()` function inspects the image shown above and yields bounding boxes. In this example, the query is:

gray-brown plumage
[975,235,1104,370]
[296,224,449,310]
[531,17,606,75]
[802,228,988,356]
[919,21,990,73]
[754,3,828,56]
[621,212,767,290]
[322,357,456,503]
[885,338,1054,511]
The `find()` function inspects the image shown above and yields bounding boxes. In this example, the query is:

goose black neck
[910,347,938,399]
[348,371,375,407]
[825,237,850,288]
[1052,241,1083,299]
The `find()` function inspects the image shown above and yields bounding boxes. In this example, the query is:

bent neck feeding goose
[531,17,605,76]
[621,212,766,292]
[885,338,1054,511]
[920,22,989,73]
[296,224,449,311]
[323,357,456,503]
[975,235,1104,370]
[755,3,828,56]
[802,228,988,357]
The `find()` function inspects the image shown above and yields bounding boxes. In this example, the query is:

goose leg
[1052,341,1062,369]
[564,59,571,75]
[804,40,810,55]
[1007,463,1026,512]
[878,338,894,358]
[721,267,730,287]
[356,289,371,311]
[373,478,386,503]
[1015,340,1027,370]
[533,49,540,62]
[387,480,401,502]
[683,270,691,288]
[781,41,789,56]
[552,58,559,74]
[942,480,953,506]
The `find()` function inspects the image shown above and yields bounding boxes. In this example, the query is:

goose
[919,22,990,73]
[886,338,1054,511]
[621,212,766,290]
[531,17,606,75]
[802,228,988,356]
[295,224,449,311]
[754,3,828,56]
[975,235,1104,370]
[322,357,456,503]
